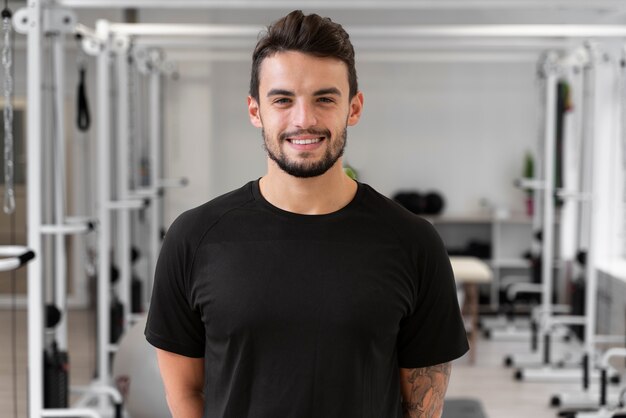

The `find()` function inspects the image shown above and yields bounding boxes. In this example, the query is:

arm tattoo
[400,362,451,418]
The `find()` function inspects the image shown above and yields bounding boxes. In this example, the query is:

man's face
[248,51,363,178]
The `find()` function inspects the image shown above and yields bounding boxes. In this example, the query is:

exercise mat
[443,398,488,418]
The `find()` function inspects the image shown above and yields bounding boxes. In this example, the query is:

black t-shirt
[145,180,469,418]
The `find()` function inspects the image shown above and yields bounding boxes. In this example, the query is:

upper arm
[399,362,451,418]
[156,348,204,398]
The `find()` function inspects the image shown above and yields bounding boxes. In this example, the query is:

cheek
[260,110,287,129]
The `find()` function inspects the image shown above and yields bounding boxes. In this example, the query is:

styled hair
[249,10,358,101]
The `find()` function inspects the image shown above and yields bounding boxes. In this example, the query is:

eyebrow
[266,87,342,98]
[314,87,341,97]
[267,89,294,97]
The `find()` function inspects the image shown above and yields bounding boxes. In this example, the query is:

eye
[273,97,291,105]
[318,97,335,104]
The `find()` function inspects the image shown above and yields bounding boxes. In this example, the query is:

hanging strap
[77,65,90,131]
[75,35,90,132]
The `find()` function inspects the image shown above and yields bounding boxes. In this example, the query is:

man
[145,10,468,418]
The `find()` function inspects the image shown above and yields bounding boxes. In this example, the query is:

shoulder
[356,182,440,247]
[166,181,257,244]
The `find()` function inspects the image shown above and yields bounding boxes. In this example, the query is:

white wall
[162,60,216,221]
[162,56,540,223]
[347,60,539,215]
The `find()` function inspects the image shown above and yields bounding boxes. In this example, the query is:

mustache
[279,128,332,141]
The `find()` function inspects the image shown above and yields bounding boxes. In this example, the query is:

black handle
[18,250,35,266]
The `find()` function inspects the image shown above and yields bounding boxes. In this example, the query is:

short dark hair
[249,10,358,101]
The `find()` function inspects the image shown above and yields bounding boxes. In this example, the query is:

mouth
[280,130,331,152]
[287,136,325,145]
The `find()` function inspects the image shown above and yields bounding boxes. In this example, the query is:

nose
[292,100,317,128]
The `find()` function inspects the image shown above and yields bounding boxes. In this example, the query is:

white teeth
[291,138,322,145]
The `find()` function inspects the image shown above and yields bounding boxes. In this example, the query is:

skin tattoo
[401,362,451,418]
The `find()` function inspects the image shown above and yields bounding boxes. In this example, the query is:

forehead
[258,51,349,94]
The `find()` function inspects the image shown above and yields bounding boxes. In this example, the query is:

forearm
[399,362,451,418]
[166,391,204,418]
[155,349,205,418]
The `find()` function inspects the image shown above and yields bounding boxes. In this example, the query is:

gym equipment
[393,191,424,214]
[2,5,14,215]
[75,34,91,132]
[558,349,626,418]
[501,50,616,383]
[41,302,71,411]
[109,296,124,344]
[112,317,169,418]
[550,44,626,411]
[392,190,445,215]
[424,191,445,215]
[12,7,124,417]
[513,51,590,381]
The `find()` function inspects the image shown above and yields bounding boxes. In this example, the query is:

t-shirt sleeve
[145,213,205,358]
[396,220,469,368]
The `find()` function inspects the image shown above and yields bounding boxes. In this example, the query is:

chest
[189,238,416,344]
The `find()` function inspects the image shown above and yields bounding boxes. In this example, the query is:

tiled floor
[1,308,624,418]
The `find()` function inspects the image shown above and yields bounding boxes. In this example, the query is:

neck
[259,159,357,215]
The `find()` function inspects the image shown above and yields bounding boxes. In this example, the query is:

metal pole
[48,0,626,10]
[540,55,558,364]
[583,45,599,391]
[96,19,111,388]
[52,32,68,351]
[116,42,131,327]
[148,63,161,296]
[24,0,44,416]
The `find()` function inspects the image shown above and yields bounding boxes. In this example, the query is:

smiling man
[145,10,469,418]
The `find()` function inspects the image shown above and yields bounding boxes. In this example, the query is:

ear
[247,96,263,128]
[347,91,364,127]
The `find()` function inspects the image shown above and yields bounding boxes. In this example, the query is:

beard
[262,127,347,178]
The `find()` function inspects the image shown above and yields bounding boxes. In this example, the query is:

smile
[289,137,324,145]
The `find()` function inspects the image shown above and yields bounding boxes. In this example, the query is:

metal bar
[0,245,36,257]
[53,32,69,351]
[41,409,102,418]
[600,348,626,368]
[70,384,123,404]
[96,23,626,39]
[158,177,188,188]
[148,65,161,299]
[25,1,44,416]
[163,50,542,63]
[583,45,599,389]
[52,0,626,10]
[0,259,20,271]
[116,43,132,329]
[107,199,145,210]
[547,315,587,326]
[132,36,573,50]
[40,224,91,235]
[594,335,626,344]
[95,18,112,390]
[540,56,558,366]
[0,250,34,272]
